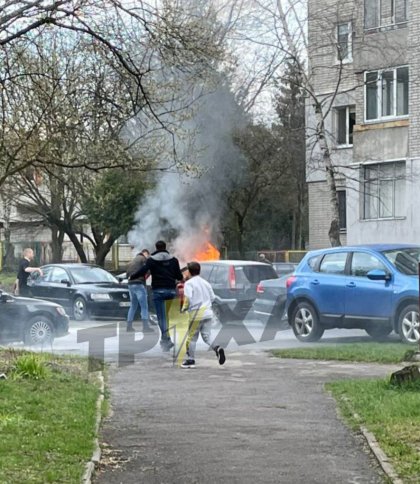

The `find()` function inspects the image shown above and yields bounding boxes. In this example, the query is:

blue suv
[286,244,420,344]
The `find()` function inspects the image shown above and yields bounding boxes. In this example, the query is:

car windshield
[69,266,118,284]
[382,248,420,275]
[242,265,278,283]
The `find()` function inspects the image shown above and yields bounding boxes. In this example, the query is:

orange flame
[194,241,220,261]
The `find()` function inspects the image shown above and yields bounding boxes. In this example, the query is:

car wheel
[397,304,419,344]
[291,302,324,342]
[24,316,54,346]
[73,296,89,321]
[365,324,392,341]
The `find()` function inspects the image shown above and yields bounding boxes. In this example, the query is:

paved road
[94,350,397,484]
[13,316,403,363]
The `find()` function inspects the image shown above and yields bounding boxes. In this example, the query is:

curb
[360,425,404,484]
[82,371,105,484]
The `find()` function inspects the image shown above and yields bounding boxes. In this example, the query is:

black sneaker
[126,326,136,333]
[181,359,196,369]
[142,326,155,333]
[215,346,226,365]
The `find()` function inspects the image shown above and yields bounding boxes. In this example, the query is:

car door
[0,293,25,341]
[311,251,349,324]
[46,267,73,309]
[28,266,54,299]
[345,251,394,322]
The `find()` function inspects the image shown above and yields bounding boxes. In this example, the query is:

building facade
[307,0,417,248]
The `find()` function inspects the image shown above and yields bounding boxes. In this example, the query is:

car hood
[71,282,128,292]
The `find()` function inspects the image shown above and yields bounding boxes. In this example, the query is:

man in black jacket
[130,241,183,351]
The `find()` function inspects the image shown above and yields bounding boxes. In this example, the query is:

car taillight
[229,266,236,289]
[256,282,264,294]
[286,275,297,289]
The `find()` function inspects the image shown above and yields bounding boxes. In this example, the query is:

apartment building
[307,0,417,248]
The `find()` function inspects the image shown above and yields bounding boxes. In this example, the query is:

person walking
[16,248,43,297]
[126,249,153,333]
[181,261,225,369]
[129,241,183,351]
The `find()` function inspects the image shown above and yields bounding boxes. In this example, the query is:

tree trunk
[66,230,88,263]
[94,235,116,267]
[291,211,297,250]
[51,225,64,263]
[236,213,245,258]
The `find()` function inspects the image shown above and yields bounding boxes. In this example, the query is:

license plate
[119,302,131,307]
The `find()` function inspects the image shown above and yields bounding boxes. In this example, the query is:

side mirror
[60,279,71,287]
[367,269,391,281]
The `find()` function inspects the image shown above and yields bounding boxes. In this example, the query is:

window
[336,106,355,146]
[49,267,69,283]
[364,0,407,29]
[337,191,347,230]
[351,252,387,277]
[365,67,408,121]
[363,161,405,219]
[337,22,352,62]
[319,252,348,275]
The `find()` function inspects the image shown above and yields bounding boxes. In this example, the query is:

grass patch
[0,271,16,291]
[271,342,415,364]
[328,378,420,482]
[0,349,101,483]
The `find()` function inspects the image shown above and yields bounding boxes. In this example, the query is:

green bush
[13,354,49,380]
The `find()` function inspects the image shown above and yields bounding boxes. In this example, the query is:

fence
[0,241,307,272]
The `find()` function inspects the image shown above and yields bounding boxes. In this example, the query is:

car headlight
[56,306,67,316]
[90,293,112,301]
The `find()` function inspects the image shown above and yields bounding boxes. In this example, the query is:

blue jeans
[153,288,177,342]
[127,284,149,324]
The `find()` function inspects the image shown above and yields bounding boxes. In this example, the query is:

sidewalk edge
[359,425,404,484]
[82,371,105,484]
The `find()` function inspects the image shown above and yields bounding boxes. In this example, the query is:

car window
[213,266,228,285]
[382,248,420,275]
[308,255,322,270]
[200,264,213,281]
[319,252,348,275]
[69,266,117,283]
[351,252,387,277]
[32,266,53,282]
[242,265,277,282]
[49,267,69,283]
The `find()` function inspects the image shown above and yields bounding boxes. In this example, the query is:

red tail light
[256,282,264,294]
[286,275,297,289]
[228,266,236,289]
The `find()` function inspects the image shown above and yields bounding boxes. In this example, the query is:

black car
[252,274,291,327]
[28,264,131,321]
[199,261,278,322]
[0,289,69,345]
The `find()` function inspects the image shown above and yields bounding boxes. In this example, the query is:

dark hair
[187,261,200,276]
[155,240,166,251]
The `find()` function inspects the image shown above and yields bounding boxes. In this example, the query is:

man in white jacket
[181,261,226,369]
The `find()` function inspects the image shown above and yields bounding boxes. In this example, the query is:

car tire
[291,301,324,342]
[397,304,420,344]
[73,296,89,321]
[24,316,54,346]
[365,324,392,341]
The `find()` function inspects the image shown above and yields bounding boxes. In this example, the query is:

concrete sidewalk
[94,351,398,484]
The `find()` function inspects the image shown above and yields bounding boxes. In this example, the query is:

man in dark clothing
[16,248,43,297]
[126,249,153,333]
[130,241,183,351]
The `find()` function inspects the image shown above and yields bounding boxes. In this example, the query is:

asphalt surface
[94,350,399,484]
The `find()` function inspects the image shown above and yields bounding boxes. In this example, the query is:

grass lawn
[271,342,417,364]
[0,349,101,483]
[0,271,17,291]
[328,378,420,482]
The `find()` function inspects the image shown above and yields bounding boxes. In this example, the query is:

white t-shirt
[183,275,215,320]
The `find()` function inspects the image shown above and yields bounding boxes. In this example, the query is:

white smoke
[128,82,247,262]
